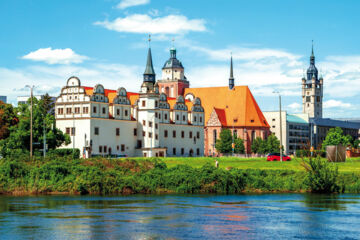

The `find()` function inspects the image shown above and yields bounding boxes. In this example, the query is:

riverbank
[1,157,360,195]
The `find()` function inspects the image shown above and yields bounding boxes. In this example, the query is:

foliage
[322,127,352,150]
[0,101,18,140]
[48,148,80,159]
[302,157,340,193]
[251,135,280,154]
[215,129,232,153]
[234,137,245,154]
[353,139,360,149]
[296,149,326,158]
[0,97,70,157]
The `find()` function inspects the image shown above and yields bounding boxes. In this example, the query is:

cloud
[116,0,150,9]
[22,48,89,64]
[323,100,352,109]
[287,102,302,112]
[0,64,142,105]
[94,14,206,35]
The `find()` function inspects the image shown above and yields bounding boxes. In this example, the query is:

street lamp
[25,85,34,159]
[273,90,283,162]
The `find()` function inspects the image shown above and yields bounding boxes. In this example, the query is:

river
[0,194,359,239]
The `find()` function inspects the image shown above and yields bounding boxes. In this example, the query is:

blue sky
[1,0,359,118]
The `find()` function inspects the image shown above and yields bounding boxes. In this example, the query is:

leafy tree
[353,139,360,149]
[215,129,232,153]
[41,93,55,115]
[0,97,70,157]
[0,101,18,140]
[322,127,352,150]
[251,137,267,154]
[266,134,281,153]
[234,137,245,154]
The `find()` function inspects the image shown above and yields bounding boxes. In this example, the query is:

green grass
[153,157,360,173]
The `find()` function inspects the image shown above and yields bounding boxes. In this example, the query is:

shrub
[48,148,80,159]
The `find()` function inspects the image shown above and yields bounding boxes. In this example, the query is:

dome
[162,48,184,69]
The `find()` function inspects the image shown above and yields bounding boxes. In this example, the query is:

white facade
[55,76,205,158]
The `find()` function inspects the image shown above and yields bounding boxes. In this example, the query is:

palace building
[55,45,270,157]
[55,47,205,158]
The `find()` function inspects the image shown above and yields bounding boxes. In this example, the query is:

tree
[41,93,54,115]
[251,137,266,154]
[322,127,352,150]
[234,137,245,154]
[266,134,281,153]
[0,101,18,140]
[353,139,360,149]
[0,97,70,157]
[215,129,232,153]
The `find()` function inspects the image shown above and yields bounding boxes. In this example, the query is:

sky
[1,0,360,118]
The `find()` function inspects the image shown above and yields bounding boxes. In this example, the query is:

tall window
[58,108,64,114]
[252,130,256,140]
[93,106,97,113]
[181,148,184,155]
[155,123,158,129]
[71,127,75,136]
[66,108,72,114]
[142,100,146,107]
[116,109,120,116]
[213,129,217,144]
[83,107,89,114]
[125,110,128,117]
[173,130,176,138]
[189,131,193,138]
[165,114,168,120]
[75,107,80,114]
[181,131,184,138]
[121,144,125,151]
[102,107,106,114]
[94,127,99,135]
[197,131,200,139]
[134,128,137,136]
[66,127,70,135]
[99,146,102,153]
[116,128,120,136]
[183,116,185,121]
[164,130,168,138]
[173,148,176,155]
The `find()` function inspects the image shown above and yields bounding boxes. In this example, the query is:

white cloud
[94,14,206,35]
[0,64,142,105]
[287,102,302,112]
[116,0,150,9]
[323,100,352,109]
[22,48,89,64]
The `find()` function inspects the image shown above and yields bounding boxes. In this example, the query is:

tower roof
[162,48,184,69]
[229,55,234,80]
[144,48,155,75]
[306,41,319,83]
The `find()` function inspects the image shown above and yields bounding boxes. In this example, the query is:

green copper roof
[287,114,308,124]
[144,48,155,75]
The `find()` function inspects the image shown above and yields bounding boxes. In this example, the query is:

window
[183,116,185,121]
[117,145,120,151]
[193,116,196,122]
[272,125,275,128]
[181,131,185,138]
[99,146,102,153]
[95,127,99,135]
[71,127,75,136]
[66,127,70,135]
[117,109,120,116]
[164,130,168,138]
[176,115,179,121]
[173,130,176,138]
[165,114,168,120]
[155,123,158,129]
[116,128,120,136]
[93,106,97,113]
[155,112,158,118]
[142,100,146,107]
[102,107,106,114]
[74,107,80,114]
[155,134,158,140]
[189,131,193,138]
[250,119,254,123]
[197,131,200,139]
[181,148,184,155]
[143,120,146,125]
[316,96,320,102]
[213,130,217,144]
[197,148,200,155]
[149,132,152,138]
[155,101,158,107]
[121,144,125,152]
[149,121,152,127]
[137,140,142,148]
[143,131,145,137]
[125,110,128,117]
[272,118,275,121]
[134,128,137,136]
[58,108,63,114]
[173,148,176,155]
[200,117,202,123]
[66,108,72,114]
[104,146,107,153]
[306,96,311,102]
[83,107,89,114]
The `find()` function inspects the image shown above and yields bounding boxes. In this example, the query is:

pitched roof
[214,108,227,126]
[184,86,269,128]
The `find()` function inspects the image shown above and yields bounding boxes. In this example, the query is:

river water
[0,194,359,240]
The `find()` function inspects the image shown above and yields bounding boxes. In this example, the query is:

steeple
[306,40,318,82]
[143,47,156,83]
[229,54,235,90]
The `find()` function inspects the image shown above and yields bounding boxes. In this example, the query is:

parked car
[267,153,291,161]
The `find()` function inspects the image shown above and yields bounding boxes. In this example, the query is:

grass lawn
[153,157,360,173]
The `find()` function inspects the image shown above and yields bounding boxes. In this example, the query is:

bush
[48,148,80,159]
[303,157,340,193]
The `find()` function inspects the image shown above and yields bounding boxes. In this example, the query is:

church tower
[158,47,189,98]
[302,43,323,118]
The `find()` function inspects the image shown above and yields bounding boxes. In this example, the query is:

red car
[267,153,291,161]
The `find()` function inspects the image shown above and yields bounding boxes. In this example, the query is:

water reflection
[0,194,359,239]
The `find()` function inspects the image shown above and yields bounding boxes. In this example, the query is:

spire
[143,35,156,83]
[311,40,314,57]
[229,54,235,90]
